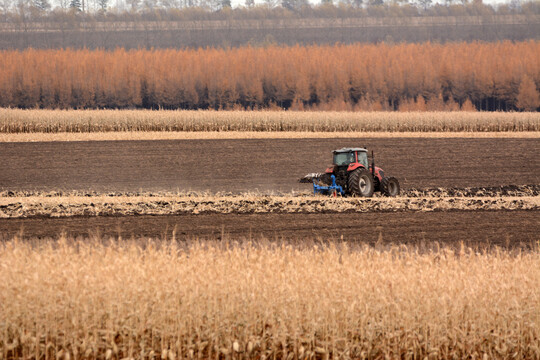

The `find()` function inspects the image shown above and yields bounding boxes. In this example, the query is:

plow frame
[313,175,345,197]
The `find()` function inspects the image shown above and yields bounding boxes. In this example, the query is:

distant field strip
[1,109,539,134]
[1,239,539,360]
[1,15,538,32]
[2,131,539,142]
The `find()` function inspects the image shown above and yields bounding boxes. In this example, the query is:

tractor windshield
[334,152,355,166]
[357,151,369,168]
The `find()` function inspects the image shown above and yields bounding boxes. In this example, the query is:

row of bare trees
[1,0,538,22]
[1,1,537,49]
[0,41,538,111]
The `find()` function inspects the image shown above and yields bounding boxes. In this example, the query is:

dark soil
[2,211,538,249]
[0,138,538,193]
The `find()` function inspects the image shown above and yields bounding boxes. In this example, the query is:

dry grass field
[1,109,539,134]
[2,131,539,142]
[1,239,539,360]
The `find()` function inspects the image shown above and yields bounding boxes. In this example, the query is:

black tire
[381,176,400,197]
[373,176,381,192]
[347,169,375,197]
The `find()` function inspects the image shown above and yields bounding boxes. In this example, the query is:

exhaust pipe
[371,150,375,176]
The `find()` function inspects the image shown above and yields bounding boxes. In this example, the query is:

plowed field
[0,138,538,192]
[2,211,539,248]
[1,137,538,247]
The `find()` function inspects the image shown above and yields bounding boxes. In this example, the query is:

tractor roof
[333,147,367,153]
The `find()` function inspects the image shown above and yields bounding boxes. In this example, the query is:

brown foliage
[516,75,540,111]
[0,41,538,111]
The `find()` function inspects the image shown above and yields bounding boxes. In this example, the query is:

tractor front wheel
[381,176,400,197]
[348,169,374,197]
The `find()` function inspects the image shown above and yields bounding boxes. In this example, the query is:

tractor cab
[327,148,370,174]
[332,148,369,169]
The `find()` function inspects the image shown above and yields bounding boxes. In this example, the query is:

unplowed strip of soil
[1,195,538,218]
[1,211,538,248]
[1,138,538,192]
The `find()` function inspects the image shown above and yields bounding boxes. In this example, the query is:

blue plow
[312,175,345,196]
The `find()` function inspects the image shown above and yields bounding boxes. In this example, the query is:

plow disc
[298,173,326,183]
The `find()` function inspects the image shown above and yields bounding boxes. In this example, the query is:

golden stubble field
[1,109,539,134]
[1,239,539,360]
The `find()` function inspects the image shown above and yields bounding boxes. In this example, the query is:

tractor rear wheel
[348,169,374,197]
[381,176,400,197]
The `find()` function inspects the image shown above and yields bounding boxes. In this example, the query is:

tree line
[1,0,538,23]
[1,1,537,49]
[0,41,538,111]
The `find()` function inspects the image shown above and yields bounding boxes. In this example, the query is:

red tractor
[300,147,400,197]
